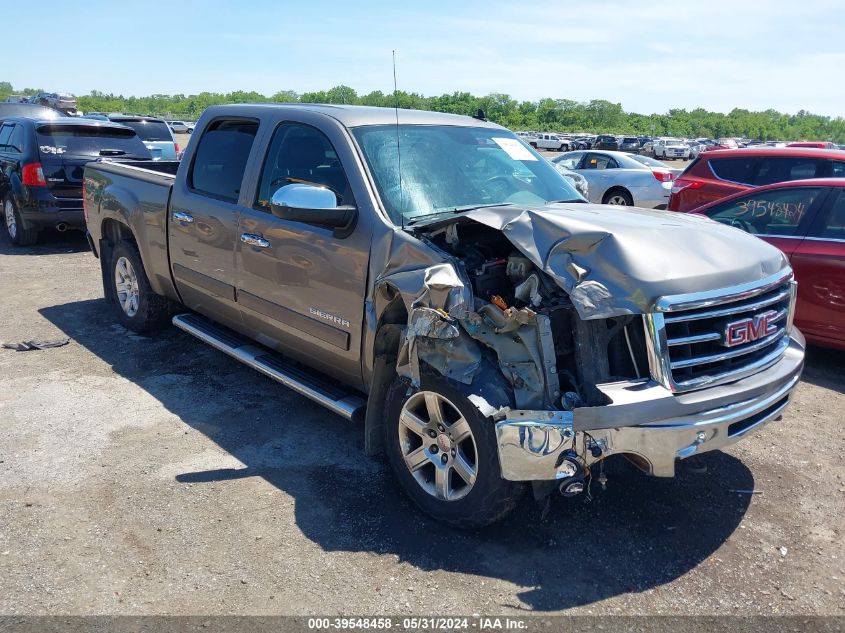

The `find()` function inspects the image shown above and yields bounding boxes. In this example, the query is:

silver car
[550,150,674,208]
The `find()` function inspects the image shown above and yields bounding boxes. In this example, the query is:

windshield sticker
[492,137,537,161]
[39,145,66,155]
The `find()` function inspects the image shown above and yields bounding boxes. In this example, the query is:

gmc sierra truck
[83,104,805,527]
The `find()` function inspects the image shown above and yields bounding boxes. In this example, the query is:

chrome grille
[645,271,796,392]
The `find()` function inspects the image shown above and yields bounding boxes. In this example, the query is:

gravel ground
[0,226,843,616]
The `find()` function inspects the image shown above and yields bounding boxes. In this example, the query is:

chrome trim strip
[672,337,790,391]
[787,281,798,332]
[667,332,721,346]
[662,288,792,323]
[802,236,845,243]
[655,268,794,313]
[670,329,787,369]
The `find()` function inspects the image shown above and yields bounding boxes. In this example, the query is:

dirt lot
[0,227,843,616]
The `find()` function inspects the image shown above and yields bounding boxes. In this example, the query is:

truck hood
[452,203,789,319]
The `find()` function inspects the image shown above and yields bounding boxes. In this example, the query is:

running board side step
[172,313,366,421]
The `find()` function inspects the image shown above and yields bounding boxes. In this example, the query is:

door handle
[172,211,194,223]
[241,233,270,248]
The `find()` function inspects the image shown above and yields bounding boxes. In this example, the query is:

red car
[669,147,845,212]
[688,178,845,350]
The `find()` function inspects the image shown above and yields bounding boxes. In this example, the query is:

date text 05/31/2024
[306,617,528,630]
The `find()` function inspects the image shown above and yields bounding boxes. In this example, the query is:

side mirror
[269,183,357,238]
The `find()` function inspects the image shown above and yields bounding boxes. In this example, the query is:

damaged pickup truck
[83,104,805,527]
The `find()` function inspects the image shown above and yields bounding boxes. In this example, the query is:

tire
[383,373,525,528]
[108,240,172,333]
[603,189,634,206]
[4,195,38,246]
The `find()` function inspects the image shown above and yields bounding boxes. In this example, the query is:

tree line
[2,81,843,142]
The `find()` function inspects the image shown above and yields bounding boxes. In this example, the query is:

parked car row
[668,146,845,350]
[83,113,180,160]
[0,114,152,245]
[167,120,196,134]
[549,150,674,208]
[6,92,79,115]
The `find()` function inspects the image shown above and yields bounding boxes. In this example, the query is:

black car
[593,134,620,151]
[0,117,151,245]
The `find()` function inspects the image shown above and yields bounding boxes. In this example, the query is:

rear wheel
[4,195,37,246]
[603,189,634,206]
[383,373,525,528]
[108,240,172,333]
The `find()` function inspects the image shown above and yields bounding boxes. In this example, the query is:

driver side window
[254,122,352,212]
[707,187,822,236]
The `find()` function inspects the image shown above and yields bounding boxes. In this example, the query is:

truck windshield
[352,125,581,224]
[36,125,152,158]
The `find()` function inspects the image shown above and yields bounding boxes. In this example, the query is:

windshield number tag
[492,137,537,161]
[39,145,66,155]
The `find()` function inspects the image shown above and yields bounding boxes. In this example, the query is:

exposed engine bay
[409,219,650,412]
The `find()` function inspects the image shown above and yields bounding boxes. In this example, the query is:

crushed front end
[379,205,805,492]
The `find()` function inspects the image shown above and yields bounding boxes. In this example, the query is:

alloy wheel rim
[5,201,16,239]
[114,256,140,317]
[608,195,629,205]
[398,391,478,501]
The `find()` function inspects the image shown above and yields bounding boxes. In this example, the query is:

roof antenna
[473,108,487,121]
[393,50,404,228]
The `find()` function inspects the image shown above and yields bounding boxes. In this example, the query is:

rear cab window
[708,156,761,185]
[36,124,151,159]
[188,119,259,203]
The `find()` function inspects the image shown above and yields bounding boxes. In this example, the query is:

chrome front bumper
[495,331,805,481]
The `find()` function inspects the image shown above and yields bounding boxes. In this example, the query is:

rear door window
[189,119,259,203]
[708,156,761,184]
[753,157,829,185]
[0,124,13,151]
[35,125,151,159]
[809,191,845,241]
[7,124,24,153]
[705,187,824,236]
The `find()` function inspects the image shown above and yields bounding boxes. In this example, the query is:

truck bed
[84,159,178,299]
[95,159,180,180]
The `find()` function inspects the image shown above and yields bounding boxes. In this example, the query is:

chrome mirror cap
[271,183,336,211]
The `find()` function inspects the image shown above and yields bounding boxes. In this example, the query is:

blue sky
[7,0,844,115]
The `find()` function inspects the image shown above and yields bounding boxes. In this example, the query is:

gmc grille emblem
[723,310,779,347]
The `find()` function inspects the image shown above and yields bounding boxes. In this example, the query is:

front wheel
[383,374,525,528]
[108,240,172,333]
